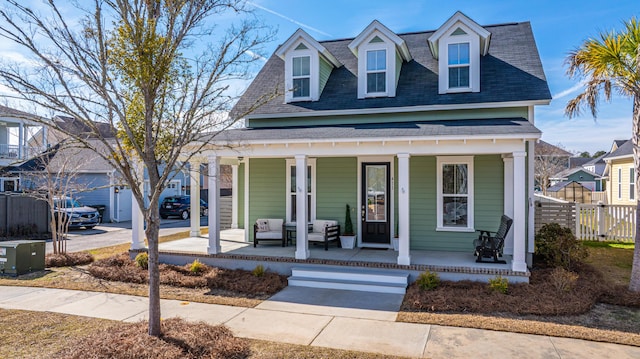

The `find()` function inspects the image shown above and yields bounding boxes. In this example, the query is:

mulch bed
[402,264,640,316]
[53,318,250,359]
[88,253,287,297]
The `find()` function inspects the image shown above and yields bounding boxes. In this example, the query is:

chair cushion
[256,231,282,240]
[256,219,269,232]
[312,220,337,234]
[267,218,284,232]
[307,233,326,242]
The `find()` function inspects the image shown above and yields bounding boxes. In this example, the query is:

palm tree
[565,17,640,292]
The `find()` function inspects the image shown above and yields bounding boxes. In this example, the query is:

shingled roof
[232,21,551,120]
[209,118,539,142]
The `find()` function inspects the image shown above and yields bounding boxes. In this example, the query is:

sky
[243,0,638,155]
[1,0,638,155]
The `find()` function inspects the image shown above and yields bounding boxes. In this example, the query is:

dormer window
[348,20,412,99]
[428,11,491,94]
[292,56,311,98]
[366,49,386,94]
[275,29,342,104]
[447,43,470,89]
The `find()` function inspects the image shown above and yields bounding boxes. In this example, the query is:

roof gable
[428,11,491,59]
[275,28,341,67]
[347,20,412,61]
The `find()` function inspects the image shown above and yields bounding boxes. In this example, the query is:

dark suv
[159,195,208,220]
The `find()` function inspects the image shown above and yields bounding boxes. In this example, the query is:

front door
[361,163,390,244]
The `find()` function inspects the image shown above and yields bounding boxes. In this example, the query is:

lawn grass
[88,229,202,260]
[0,309,404,359]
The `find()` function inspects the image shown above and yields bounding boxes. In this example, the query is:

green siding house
[195,12,551,276]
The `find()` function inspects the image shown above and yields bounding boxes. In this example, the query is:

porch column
[208,157,221,254]
[502,155,514,255]
[512,151,527,272]
[397,153,411,265]
[18,122,23,158]
[294,154,309,259]
[42,126,47,148]
[231,163,239,229]
[131,162,145,250]
[527,140,536,265]
[189,160,201,237]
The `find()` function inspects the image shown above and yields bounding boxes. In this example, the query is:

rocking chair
[473,215,513,264]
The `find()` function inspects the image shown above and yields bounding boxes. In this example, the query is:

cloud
[247,2,332,38]
[553,81,585,100]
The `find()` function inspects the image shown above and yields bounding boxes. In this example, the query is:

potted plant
[340,204,356,249]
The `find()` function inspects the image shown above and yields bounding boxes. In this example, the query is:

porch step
[288,266,409,294]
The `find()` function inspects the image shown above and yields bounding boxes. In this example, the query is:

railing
[0,144,47,160]
[576,203,636,242]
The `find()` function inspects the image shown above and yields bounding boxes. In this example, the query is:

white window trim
[291,56,311,99]
[629,166,635,201]
[618,167,622,200]
[356,31,397,99]
[285,158,316,223]
[438,23,480,94]
[436,156,474,232]
[284,41,319,103]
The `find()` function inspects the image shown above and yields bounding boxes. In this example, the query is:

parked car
[159,195,208,220]
[53,196,100,230]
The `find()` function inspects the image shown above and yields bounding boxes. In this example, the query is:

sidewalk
[0,285,638,358]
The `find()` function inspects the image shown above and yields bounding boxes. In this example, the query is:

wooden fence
[535,200,636,242]
[534,201,576,234]
[0,193,50,239]
[576,203,636,242]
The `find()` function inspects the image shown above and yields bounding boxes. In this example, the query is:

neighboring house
[549,167,602,192]
[0,105,47,191]
[188,11,551,275]
[534,140,572,192]
[603,139,636,205]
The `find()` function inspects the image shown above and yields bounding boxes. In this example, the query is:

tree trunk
[630,94,640,292]
[146,217,161,336]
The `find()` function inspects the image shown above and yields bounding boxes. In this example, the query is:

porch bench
[307,219,340,250]
[473,214,512,264]
[254,218,286,247]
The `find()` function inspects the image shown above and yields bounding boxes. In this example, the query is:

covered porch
[145,229,529,283]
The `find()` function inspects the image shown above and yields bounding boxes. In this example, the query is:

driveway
[45,216,209,253]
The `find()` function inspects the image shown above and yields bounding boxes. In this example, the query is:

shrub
[416,270,440,290]
[45,252,94,267]
[549,267,579,292]
[488,276,508,294]
[134,252,148,270]
[252,264,265,277]
[535,223,588,270]
[189,259,206,274]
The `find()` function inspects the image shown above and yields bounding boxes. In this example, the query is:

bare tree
[0,0,274,336]
[535,141,571,195]
[21,141,95,254]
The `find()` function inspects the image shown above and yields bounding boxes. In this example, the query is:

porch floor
[156,230,523,279]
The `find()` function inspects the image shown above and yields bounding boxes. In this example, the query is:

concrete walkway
[0,286,638,358]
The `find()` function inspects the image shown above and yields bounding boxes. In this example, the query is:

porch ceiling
[206,118,539,144]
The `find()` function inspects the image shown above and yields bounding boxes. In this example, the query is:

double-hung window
[292,56,310,98]
[618,168,622,200]
[447,43,470,89]
[366,49,386,94]
[285,159,316,223]
[630,168,635,201]
[437,156,474,231]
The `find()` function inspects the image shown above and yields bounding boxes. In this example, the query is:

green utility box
[0,240,46,276]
